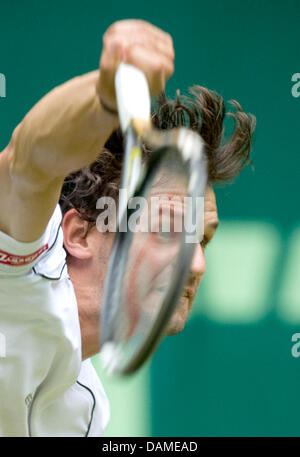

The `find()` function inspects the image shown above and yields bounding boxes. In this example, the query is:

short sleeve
[0,205,65,277]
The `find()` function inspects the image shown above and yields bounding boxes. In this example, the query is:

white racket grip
[115,63,151,133]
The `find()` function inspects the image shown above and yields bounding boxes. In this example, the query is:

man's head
[60,86,255,358]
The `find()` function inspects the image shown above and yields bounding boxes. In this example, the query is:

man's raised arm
[0,20,174,242]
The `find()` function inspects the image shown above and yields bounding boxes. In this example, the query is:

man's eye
[155,226,179,243]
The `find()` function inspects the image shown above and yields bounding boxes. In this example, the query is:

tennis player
[0,19,255,436]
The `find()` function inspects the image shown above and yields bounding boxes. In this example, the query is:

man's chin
[164,296,191,336]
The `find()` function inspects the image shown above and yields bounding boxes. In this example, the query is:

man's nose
[190,243,206,277]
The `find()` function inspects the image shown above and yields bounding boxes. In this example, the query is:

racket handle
[115,63,151,133]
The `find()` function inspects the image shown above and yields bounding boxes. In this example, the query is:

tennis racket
[99,63,208,375]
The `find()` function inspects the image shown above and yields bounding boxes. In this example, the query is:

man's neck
[69,273,101,360]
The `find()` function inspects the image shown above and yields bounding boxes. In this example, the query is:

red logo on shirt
[0,244,49,266]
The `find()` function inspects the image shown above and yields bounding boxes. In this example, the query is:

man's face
[65,184,218,358]
[165,184,219,334]
[80,185,218,332]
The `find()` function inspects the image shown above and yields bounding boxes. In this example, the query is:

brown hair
[59,86,256,222]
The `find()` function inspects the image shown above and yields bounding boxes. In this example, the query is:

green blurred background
[1,0,299,437]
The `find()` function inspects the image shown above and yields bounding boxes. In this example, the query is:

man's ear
[61,209,93,260]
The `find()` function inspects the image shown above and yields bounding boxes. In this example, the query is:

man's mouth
[182,287,194,299]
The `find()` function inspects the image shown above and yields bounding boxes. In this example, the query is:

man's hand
[97,20,175,111]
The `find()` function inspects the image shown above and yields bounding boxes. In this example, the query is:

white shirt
[0,205,110,437]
